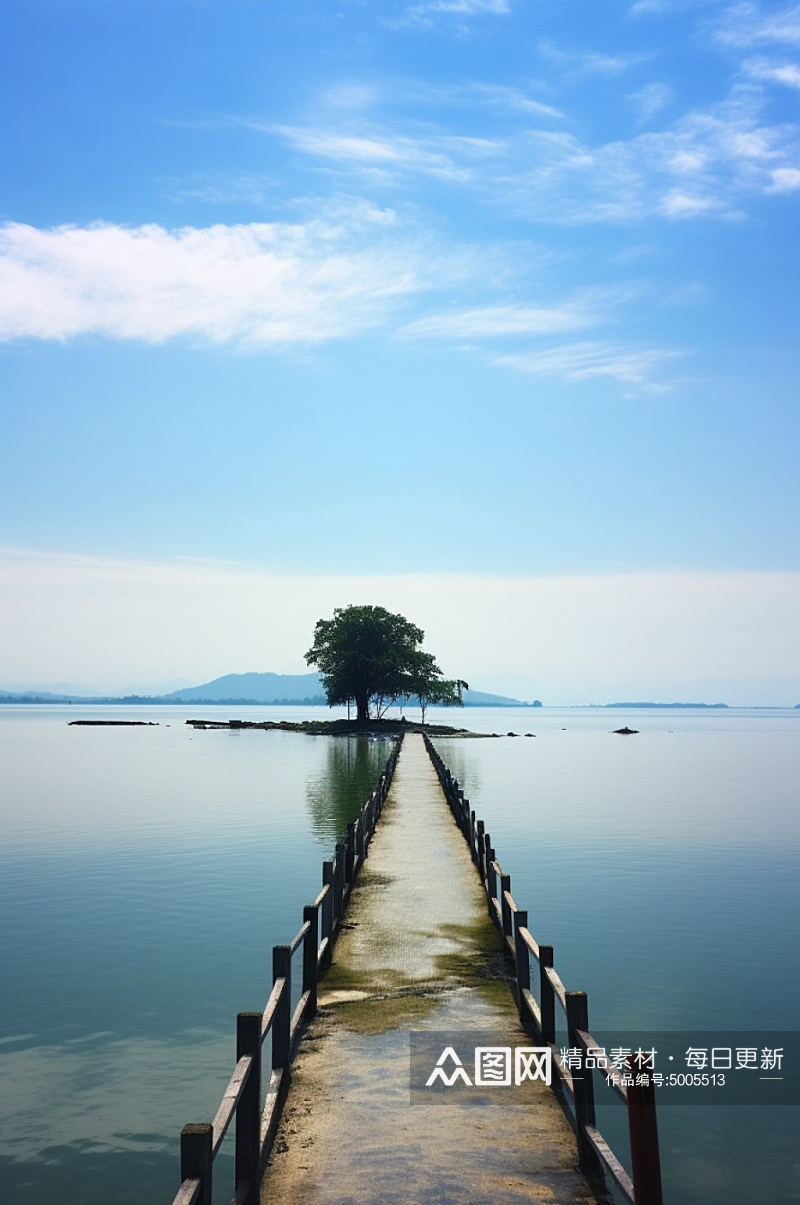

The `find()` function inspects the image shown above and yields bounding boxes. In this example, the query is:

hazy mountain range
[0,671,535,707]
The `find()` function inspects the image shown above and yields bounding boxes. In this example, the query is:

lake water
[1,704,798,1204]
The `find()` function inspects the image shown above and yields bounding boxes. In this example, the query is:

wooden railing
[424,735,664,1205]
[170,736,403,1205]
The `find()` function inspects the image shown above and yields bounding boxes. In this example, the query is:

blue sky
[1,0,798,700]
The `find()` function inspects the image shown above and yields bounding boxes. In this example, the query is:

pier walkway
[261,734,599,1205]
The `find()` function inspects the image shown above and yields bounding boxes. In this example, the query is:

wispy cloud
[400,300,598,340]
[743,54,800,87]
[399,285,642,340]
[267,83,798,223]
[401,0,511,27]
[161,171,277,206]
[629,82,674,125]
[409,0,510,11]
[497,341,682,392]
[765,165,800,190]
[0,206,459,346]
[538,38,653,79]
[271,122,505,184]
[712,2,800,49]
[408,80,563,119]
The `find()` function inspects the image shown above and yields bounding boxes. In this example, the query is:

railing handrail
[422,733,664,1205]
[169,735,403,1205]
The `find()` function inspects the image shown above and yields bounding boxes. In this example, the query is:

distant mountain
[162,672,325,703]
[603,701,729,709]
[462,689,533,706]
[163,672,530,707]
[1,672,535,707]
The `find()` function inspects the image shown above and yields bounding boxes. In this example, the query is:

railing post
[302,904,319,1018]
[321,861,333,953]
[476,819,485,880]
[457,787,467,833]
[513,908,530,1024]
[345,822,356,885]
[355,812,366,865]
[539,944,555,1044]
[333,843,345,922]
[180,1123,212,1205]
[235,1012,261,1205]
[628,1060,664,1205]
[566,991,598,1177]
[500,873,513,941]
[486,849,497,920]
[272,945,291,1075]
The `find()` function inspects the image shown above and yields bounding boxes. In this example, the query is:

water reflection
[305,736,395,843]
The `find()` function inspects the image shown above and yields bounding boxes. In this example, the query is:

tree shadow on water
[306,736,394,845]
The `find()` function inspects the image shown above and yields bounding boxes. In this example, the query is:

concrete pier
[261,734,600,1205]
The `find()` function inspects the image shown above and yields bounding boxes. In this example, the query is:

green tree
[305,604,466,723]
[404,650,468,724]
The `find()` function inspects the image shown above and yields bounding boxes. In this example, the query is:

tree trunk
[355,692,369,723]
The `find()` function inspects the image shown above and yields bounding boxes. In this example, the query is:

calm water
[1,704,798,1203]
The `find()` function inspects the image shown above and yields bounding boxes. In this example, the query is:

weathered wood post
[457,788,468,834]
[627,1060,664,1205]
[302,904,319,1018]
[345,822,356,885]
[356,812,366,864]
[321,861,333,955]
[539,944,556,1044]
[483,833,493,893]
[500,873,513,941]
[235,1012,261,1205]
[180,1123,212,1205]
[333,843,345,923]
[513,908,530,1023]
[486,849,497,919]
[272,946,292,1077]
[476,819,486,880]
[566,991,598,1177]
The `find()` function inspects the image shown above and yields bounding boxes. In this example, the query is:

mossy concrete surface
[261,734,600,1205]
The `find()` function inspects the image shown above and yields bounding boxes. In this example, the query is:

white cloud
[403,0,510,22]
[400,300,598,339]
[538,38,652,78]
[163,170,277,205]
[271,85,799,224]
[0,209,454,346]
[663,281,710,305]
[410,80,562,119]
[273,122,504,183]
[411,0,510,11]
[629,82,674,124]
[399,285,643,341]
[496,340,681,390]
[462,82,562,118]
[765,165,800,190]
[2,547,798,705]
[743,55,800,86]
[629,0,673,13]
[659,189,721,217]
[713,2,800,49]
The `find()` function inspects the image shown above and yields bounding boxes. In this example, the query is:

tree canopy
[304,604,467,723]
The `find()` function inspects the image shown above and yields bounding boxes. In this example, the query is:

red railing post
[627,1060,664,1205]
